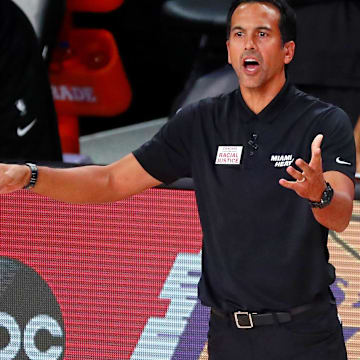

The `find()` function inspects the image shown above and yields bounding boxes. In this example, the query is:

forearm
[0,154,161,203]
[30,165,116,204]
[4,163,121,204]
[312,187,354,232]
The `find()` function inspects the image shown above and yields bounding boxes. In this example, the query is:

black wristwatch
[308,182,334,209]
[23,163,38,189]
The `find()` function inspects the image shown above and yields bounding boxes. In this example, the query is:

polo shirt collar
[238,80,294,124]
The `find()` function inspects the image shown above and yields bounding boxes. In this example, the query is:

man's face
[226,2,294,91]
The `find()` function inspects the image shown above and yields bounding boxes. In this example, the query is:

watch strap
[308,182,334,209]
[23,163,38,189]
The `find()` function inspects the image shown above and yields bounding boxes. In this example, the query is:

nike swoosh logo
[17,119,37,137]
[336,157,352,166]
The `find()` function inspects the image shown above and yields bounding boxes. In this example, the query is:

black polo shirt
[133,81,355,313]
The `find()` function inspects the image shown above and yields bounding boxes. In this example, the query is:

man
[0,0,355,359]
[0,0,62,162]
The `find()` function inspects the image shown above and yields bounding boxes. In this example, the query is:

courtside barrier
[0,177,359,359]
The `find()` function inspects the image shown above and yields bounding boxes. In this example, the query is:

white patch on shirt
[15,99,27,116]
[215,146,243,165]
[270,154,295,168]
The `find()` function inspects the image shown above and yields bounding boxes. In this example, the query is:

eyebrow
[231,25,272,32]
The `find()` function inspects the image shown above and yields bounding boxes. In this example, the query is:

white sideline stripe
[80,117,167,164]
[80,118,167,141]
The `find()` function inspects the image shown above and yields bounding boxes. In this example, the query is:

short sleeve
[319,107,356,181]
[133,107,194,184]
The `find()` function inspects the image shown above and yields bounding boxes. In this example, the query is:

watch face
[324,183,334,200]
[323,190,331,202]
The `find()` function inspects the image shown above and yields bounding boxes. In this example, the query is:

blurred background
[7,0,236,165]
[74,0,201,135]
[9,0,360,172]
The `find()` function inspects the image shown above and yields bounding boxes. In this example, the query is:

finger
[286,164,305,182]
[294,158,313,177]
[309,134,323,168]
[279,178,298,190]
[0,165,20,193]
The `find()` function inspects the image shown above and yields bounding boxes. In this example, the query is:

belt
[211,297,333,329]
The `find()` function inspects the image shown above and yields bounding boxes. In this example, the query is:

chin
[239,80,263,89]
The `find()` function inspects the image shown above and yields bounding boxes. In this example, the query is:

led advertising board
[0,190,359,359]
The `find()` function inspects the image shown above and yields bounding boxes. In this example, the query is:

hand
[279,134,326,201]
[0,164,30,194]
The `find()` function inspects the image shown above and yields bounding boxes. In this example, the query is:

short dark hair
[226,0,296,45]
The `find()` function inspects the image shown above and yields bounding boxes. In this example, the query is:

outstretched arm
[0,153,162,203]
[279,134,354,232]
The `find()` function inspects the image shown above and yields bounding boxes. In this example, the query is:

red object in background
[67,0,124,13]
[49,0,131,154]
[57,114,80,153]
[50,29,132,117]
[50,28,132,153]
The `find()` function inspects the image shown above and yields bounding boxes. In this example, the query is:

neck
[240,74,286,114]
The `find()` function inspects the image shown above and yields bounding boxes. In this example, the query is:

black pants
[208,302,347,360]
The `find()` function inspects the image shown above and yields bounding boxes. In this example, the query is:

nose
[244,35,255,50]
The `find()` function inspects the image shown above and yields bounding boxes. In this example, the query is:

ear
[226,40,232,64]
[283,41,295,65]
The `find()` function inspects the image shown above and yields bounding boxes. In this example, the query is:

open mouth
[243,58,260,72]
